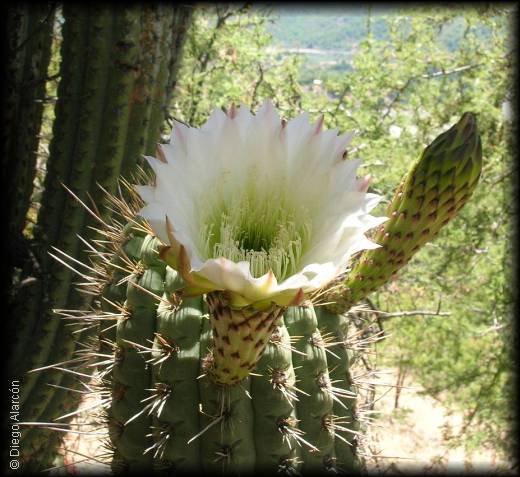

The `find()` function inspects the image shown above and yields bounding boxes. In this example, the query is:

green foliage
[319,7,514,460]
[327,112,483,315]
[266,7,389,50]
[170,4,305,127]
[170,4,514,462]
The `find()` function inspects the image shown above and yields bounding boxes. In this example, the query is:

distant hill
[262,6,481,53]
[258,6,494,86]
[263,6,390,51]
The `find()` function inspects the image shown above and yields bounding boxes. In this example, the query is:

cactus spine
[7,5,192,469]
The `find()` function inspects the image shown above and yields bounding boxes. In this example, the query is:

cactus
[2,4,55,289]
[7,5,192,469]
[64,198,364,474]
[32,107,482,474]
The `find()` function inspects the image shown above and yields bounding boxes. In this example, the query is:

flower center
[201,190,312,281]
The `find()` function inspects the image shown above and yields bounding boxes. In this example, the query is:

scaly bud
[326,113,483,314]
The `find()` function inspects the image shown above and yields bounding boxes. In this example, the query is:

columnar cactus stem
[3,5,55,244]
[109,233,166,472]
[18,4,144,413]
[37,136,481,472]
[316,307,360,472]
[10,5,193,469]
[284,305,335,472]
[326,113,483,314]
[150,292,204,471]
[74,198,367,473]
[4,5,55,379]
[102,259,363,473]
[21,101,482,471]
[119,6,168,179]
[250,320,302,470]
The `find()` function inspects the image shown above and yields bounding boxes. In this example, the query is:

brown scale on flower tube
[441,197,455,209]
[428,198,440,210]
[443,184,455,195]
[411,212,421,223]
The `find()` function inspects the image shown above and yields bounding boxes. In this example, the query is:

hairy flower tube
[136,101,387,310]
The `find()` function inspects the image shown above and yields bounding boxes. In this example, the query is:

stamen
[200,188,312,281]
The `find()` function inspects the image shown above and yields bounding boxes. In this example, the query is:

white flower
[136,101,387,309]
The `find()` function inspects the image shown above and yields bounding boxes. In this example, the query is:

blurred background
[4,3,516,474]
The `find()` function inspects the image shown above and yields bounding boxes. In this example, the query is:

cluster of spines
[103,258,371,473]
[106,231,165,471]
[147,274,205,471]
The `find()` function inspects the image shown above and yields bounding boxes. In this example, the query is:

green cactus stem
[82,212,365,473]
[37,180,366,474]
[109,234,166,472]
[315,307,361,472]
[17,3,144,417]
[249,318,303,471]
[326,113,483,314]
[149,293,205,471]
[20,107,483,471]
[11,5,192,469]
[283,305,336,472]
[3,5,55,243]
[2,5,55,310]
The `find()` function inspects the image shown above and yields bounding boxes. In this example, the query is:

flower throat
[202,194,311,281]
